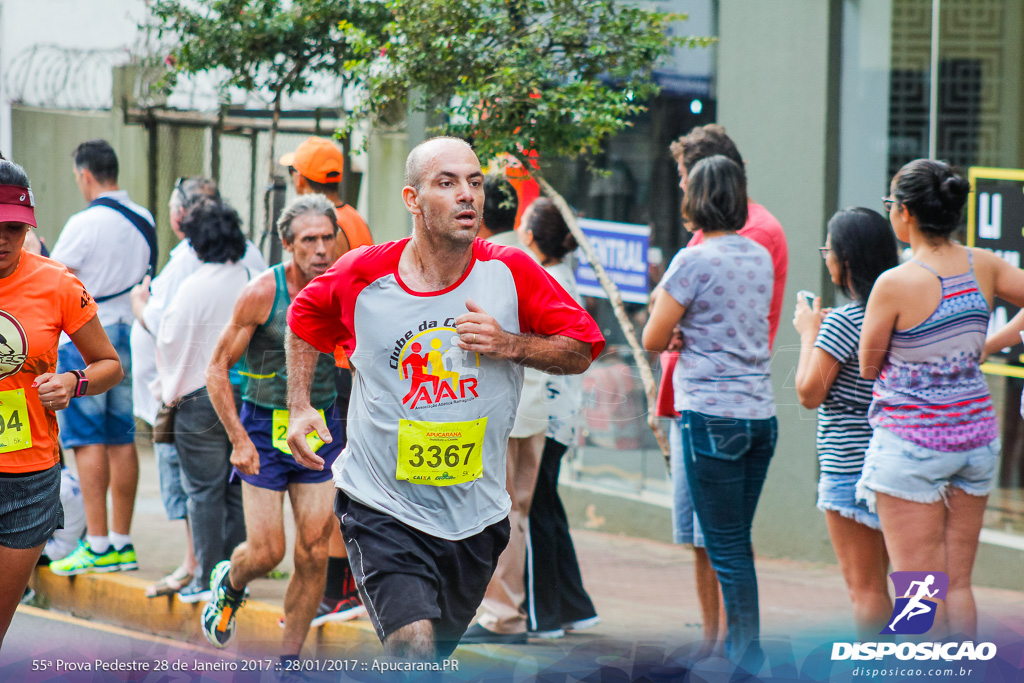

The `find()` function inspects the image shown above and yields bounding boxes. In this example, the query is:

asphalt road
[1,606,326,682]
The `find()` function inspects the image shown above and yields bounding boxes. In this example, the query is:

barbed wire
[4,45,136,110]
[5,43,348,113]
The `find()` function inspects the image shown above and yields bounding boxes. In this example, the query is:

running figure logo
[395,322,480,409]
[881,571,949,635]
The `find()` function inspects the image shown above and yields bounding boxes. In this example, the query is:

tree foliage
[347,0,711,163]
[149,0,388,102]
[345,0,711,460]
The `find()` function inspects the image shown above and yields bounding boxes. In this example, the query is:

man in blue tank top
[201,194,343,664]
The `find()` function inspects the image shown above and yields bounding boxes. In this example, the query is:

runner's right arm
[206,273,275,476]
[284,329,332,472]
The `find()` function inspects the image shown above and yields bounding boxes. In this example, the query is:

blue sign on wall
[574,218,650,304]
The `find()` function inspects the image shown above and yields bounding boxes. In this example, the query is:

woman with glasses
[793,208,898,638]
[859,159,1024,638]
[642,155,775,672]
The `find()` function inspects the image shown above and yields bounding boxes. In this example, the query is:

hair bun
[940,175,971,202]
[562,231,579,253]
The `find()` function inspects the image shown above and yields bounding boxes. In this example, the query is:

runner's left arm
[455,249,604,374]
[456,298,596,375]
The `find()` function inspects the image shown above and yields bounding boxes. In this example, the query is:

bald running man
[284,137,605,660]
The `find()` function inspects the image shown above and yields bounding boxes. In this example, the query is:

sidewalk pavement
[28,441,1024,670]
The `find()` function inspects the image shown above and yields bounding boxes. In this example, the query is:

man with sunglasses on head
[126,177,266,599]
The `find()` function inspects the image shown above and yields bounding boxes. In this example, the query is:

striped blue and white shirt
[814,303,874,473]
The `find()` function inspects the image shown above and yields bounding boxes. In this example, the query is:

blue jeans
[669,419,704,546]
[681,411,777,671]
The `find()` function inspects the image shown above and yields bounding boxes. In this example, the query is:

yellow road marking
[14,604,235,658]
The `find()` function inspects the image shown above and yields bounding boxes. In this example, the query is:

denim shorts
[154,441,188,520]
[856,427,1000,512]
[0,464,63,549]
[669,419,704,547]
[817,471,880,530]
[57,321,135,447]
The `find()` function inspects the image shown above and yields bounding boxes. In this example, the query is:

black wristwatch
[69,370,89,398]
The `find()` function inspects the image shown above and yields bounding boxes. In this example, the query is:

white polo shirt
[51,190,154,330]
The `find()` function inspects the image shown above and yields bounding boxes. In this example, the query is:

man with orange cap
[280,137,372,256]
[278,137,372,627]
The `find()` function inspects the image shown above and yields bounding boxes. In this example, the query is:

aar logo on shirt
[881,571,949,635]
[392,319,480,409]
[0,311,28,380]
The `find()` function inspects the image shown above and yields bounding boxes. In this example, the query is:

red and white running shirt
[288,237,604,540]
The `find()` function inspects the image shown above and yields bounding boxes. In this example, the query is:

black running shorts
[335,490,510,658]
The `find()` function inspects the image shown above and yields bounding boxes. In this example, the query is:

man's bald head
[405,137,478,190]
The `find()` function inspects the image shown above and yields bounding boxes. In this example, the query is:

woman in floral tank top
[858,159,1024,639]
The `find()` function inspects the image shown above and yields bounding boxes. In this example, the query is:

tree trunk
[264,91,286,265]
[530,171,670,467]
[267,90,283,183]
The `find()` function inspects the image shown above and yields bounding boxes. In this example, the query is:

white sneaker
[562,615,600,631]
[177,584,213,604]
[528,627,565,639]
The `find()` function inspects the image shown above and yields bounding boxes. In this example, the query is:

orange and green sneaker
[49,541,120,576]
[201,561,247,648]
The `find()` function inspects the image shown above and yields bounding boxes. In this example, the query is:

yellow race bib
[396,417,487,486]
[0,388,31,454]
[272,409,325,455]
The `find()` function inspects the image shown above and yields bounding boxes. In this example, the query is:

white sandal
[145,566,194,598]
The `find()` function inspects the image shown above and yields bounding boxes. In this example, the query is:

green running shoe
[201,561,247,648]
[116,543,138,571]
[49,541,120,576]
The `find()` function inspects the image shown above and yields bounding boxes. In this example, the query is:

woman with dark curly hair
[154,197,252,603]
[859,159,1024,638]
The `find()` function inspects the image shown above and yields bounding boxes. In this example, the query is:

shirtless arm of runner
[206,275,275,476]
[35,316,123,411]
[455,298,594,375]
[285,329,332,471]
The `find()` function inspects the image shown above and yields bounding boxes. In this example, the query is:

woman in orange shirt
[0,156,123,649]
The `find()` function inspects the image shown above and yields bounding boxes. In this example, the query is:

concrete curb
[31,568,380,657]
[29,567,532,669]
